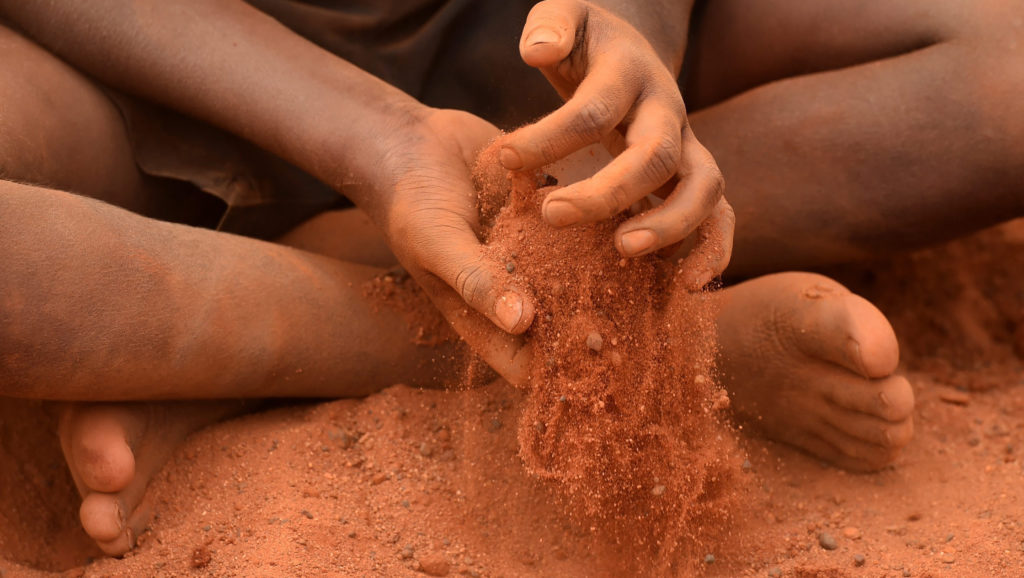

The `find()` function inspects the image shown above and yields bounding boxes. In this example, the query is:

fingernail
[499,146,524,170]
[544,200,583,227]
[619,229,658,256]
[525,27,561,46]
[494,291,524,332]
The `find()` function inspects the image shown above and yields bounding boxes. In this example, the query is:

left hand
[497,0,734,288]
[373,108,534,384]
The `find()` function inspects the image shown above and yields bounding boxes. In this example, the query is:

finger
[498,56,640,172]
[540,99,683,227]
[609,127,721,254]
[519,0,586,70]
[413,271,533,386]
[673,197,736,290]
[410,214,536,335]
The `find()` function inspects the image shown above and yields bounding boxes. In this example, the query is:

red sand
[1,219,1022,577]
[480,163,738,573]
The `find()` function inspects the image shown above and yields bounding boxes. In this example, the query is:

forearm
[589,0,696,75]
[0,0,424,213]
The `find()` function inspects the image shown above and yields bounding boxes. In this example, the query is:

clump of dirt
[474,150,742,571]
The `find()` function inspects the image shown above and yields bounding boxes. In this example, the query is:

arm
[0,1,535,380]
[0,1,416,218]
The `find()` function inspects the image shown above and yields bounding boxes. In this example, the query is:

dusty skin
[0,0,1023,574]
[0,219,1022,576]
[6,147,905,565]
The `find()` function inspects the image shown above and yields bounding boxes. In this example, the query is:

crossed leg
[685,0,1024,277]
[0,23,455,554]
[673,0,1024,467]
[7,0,1023,557]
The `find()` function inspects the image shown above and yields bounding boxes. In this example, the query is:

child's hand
[378,108,533,383]
[498,0,734,288]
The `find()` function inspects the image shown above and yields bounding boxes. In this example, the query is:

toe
[792,279,900,379]
[816,420,905,471]
[64,407,138,493]
[79,492,127,545]
[785,432,897,472]
[80,492,151,556]
[825,374,915,423]
[821,396,915,450]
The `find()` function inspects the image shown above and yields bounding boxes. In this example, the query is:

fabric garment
[111,0,557,238]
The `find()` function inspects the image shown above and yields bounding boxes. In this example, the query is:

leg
[41,203,428,556]
[685,0,1024,277]
[1,180,453,400]
[0,22,450,554]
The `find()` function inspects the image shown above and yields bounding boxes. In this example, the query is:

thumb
[414,271,534,386]
[419,222,536,335]
[519,0,586,68]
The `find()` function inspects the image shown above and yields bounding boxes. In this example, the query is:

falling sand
[475,145,742,572]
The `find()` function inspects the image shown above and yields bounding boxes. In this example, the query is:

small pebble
[842,526,862,540]
[703,554,715,564]
[818,532,838,551]
[610,352,623,367]
[939,552,956,564]
[585,331,603,352]
[417,552,451,576]
[903,569,912,577]
[853,554,866,567]
[768,568,782,577]
[191,546,212,569]
[939,390,970,405]
[741,459,753,473]
[301,510,314,520]
[419,442,434,457]
[400,545,415,560]
[505,262,515,273]
[651,484,667,496]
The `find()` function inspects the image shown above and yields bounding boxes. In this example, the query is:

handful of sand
[474,145,741,568]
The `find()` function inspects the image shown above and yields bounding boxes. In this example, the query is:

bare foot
[58,401,249,555]
[717,272,915,471]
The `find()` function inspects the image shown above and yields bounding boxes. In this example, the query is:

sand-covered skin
[477,153,739,571]
[0,221,1022,577]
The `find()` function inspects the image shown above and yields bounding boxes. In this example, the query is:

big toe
[789,277,900,379]
[61,406,138,493]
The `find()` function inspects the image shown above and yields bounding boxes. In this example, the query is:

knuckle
[572,97,616,141]
[642,135,681,185]
[453,260,492,307]
[601,182,632,216]
[704,162,726,199]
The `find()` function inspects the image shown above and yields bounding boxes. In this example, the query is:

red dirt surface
[0,219,1022,577]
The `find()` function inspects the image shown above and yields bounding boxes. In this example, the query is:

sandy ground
[1,219,1021,577]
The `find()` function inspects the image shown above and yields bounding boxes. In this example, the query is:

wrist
[587,0,694,76]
